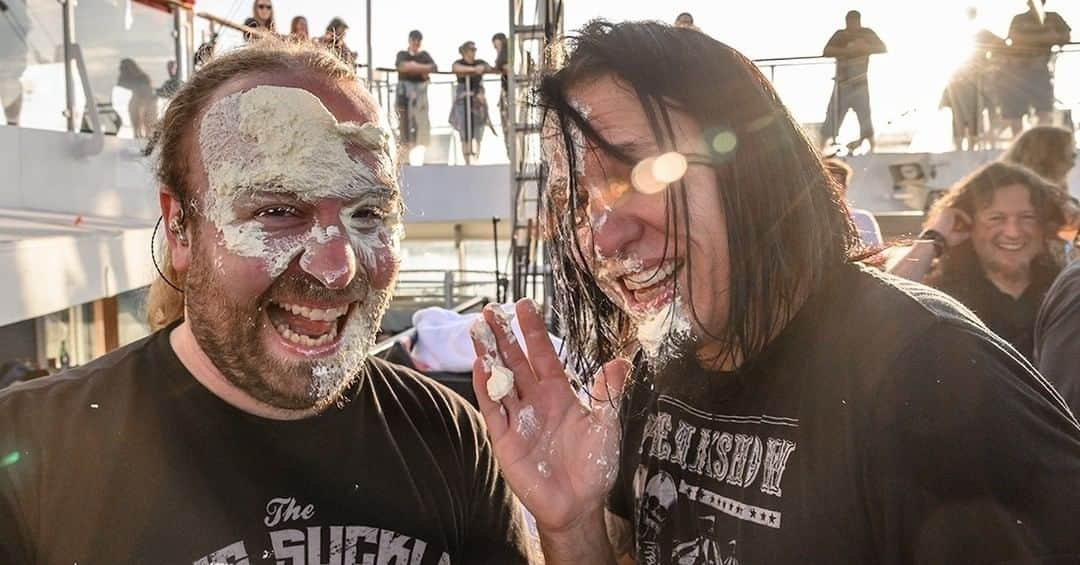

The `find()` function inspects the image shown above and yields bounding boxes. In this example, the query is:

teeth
[274,322,339,348]
[624,262,676,290]
[276,302,349,322]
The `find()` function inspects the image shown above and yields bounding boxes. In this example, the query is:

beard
[183,241,393,411]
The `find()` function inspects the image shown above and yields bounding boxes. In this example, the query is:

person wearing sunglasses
[251,0,276,33]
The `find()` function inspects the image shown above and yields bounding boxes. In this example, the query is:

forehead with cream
[198,84,396,205]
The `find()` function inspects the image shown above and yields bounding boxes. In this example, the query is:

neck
[169,320,322,421]
[985,265,1031,299]
[409,46,419,54]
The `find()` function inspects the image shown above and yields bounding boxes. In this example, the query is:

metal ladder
[506,0,562,304]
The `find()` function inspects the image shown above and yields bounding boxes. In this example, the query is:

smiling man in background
[0,40,528,564]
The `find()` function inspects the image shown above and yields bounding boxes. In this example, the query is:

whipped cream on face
[198,85,401,280]
[197,85,402,404]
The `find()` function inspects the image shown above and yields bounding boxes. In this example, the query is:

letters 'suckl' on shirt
[0,327,530,564]
[609,264,1080,565]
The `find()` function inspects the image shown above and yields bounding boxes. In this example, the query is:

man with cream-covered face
[0,40,529,564]
[469,21,1080,565]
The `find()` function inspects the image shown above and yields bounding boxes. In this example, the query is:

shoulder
[1037,261,1080,329]
[843,265,989,335]
[0,333,161,416]
[361,357,483,432]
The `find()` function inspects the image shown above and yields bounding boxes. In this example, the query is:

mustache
[263,271,372,305]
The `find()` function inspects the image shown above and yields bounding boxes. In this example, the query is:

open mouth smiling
[265,299,357,354]
[619,259,682,311]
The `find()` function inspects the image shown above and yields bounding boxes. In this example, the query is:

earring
[170,216,187,245]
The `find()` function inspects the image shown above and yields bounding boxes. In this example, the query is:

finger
[515,298,567,382]
[590,358,632,408]
[472,357,510,439]
[483,305,541,400]
[469,323,524,411]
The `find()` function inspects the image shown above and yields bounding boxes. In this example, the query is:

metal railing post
[61,0,76,132]
[173,5,189,81]
[464,74,473,160]
[443,271,455,308]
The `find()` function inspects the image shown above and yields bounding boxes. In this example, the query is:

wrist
[917,228,947,258]
[538,508,613,563]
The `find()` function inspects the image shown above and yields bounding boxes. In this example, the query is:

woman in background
[117,58,155,139]
[250,0,276,33]
[289,16,309,42]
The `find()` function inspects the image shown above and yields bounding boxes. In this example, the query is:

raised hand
[470,299,630,533]
[926,206,973,247]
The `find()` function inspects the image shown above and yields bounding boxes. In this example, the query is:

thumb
[590,358,632,407]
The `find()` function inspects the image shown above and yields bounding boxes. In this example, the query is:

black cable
[150,216,184,294]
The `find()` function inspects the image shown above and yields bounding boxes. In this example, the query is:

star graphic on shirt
[750,509,757,519]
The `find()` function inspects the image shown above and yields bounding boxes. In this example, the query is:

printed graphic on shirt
[632,395,798,565]
[193,496,451,565]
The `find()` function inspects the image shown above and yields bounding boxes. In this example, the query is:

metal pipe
[61,0,75,132]
[173,5,188,81]
[365,0,374,87]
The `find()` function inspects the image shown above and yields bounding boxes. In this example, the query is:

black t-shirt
[1008,11,1071,64]
[395,50,436,83]
[453,59,489,93]
[1034,259,1080,417]
[823,27,886,86]
[0,328,529,564]
[934,264,1056,359]
[608,264,1080,564]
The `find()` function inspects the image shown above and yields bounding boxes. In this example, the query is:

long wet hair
[540,21,859,376]
[924,161,1066,290]
[143,38,356,330]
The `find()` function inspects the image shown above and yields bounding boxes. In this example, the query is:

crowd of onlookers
[820,1,1073,154]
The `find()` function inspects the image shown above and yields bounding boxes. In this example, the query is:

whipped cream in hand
[468,299,630,533]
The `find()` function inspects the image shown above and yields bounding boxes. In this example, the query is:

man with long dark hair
[469,20,1080,564]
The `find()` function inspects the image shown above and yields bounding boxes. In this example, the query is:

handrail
[369,295,488,356]
[70,44,104,156]
[195,11,274,39]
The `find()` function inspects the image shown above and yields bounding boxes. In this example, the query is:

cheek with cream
[188,84,403,407]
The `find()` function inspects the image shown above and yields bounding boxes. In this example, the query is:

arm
[822,32,850,58]
[452,61,474,76]
[1034,264,1080,417]
[867,324,1080,561]
[398,61,436,74]
[864,30,887,55]
[887,207,970,283]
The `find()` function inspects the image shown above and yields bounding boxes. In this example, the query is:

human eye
[255,205,301,219]
[350,207,388,228]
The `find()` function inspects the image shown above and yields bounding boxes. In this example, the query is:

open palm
[470,300,630,532]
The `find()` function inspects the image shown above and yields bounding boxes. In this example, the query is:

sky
[190,0,1080,154]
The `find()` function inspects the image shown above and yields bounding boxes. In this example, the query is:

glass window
[0,0,66,130]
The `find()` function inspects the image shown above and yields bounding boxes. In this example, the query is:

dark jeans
[822,81,873,140]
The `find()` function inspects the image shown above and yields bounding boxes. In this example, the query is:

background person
[1034,259,1080,417]
[288,15,309,42]
[117,58,155,139]
[1000,0,1071,135]
[250,0,276,33]
[492,32,510,151]
[889,161,1067,357]
[395,30,437,154]
[824,157,883,246]
[450,41,491,164]
[1000,125,1079,255]
[319,17,356,67]
[820,10,887,154]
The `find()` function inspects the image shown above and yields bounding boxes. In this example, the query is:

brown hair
[144,38,356,330]
[924,160,1066,288]
[1001,125,1075,186]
